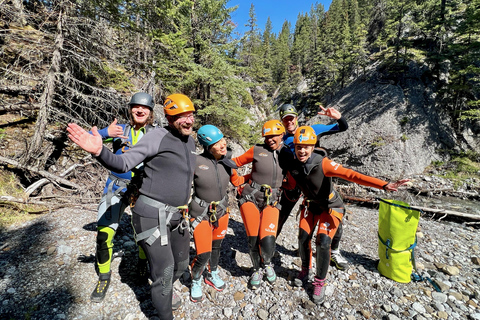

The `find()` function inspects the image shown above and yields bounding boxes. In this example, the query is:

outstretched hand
[107,118,128,139]
[318,105,342,120]
[67,123,103,156]
[384,179,411,192]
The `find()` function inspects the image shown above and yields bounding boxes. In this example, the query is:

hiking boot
[264,264,277,284]
[137,258,149,279]
[90,272,111,302]
[330,250,349,270]
[190,277,203,303]
[249,269,262,290]
[205,269,225,291]
[172,290,182,310]
[312,277,326,305]
[294,267,310,287]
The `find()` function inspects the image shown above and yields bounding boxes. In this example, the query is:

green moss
[371,136,385,147]
[434,156,480,188]
[0,170,44,230]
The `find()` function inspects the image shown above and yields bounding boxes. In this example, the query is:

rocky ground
[0,186,479,320]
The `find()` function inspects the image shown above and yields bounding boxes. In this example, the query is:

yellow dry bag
[377,198,421,283]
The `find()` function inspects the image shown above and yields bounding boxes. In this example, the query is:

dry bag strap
[378,233,417,259]
[135,195,187,246]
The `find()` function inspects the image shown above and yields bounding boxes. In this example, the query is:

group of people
[67,92,408,320]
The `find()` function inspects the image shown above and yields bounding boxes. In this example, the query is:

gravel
[0,198,479,320]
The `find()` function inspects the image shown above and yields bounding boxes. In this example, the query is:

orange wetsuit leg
[259,205,279,240]
[298,208,321,269]
[315,208,343,239]
[240,202,260,237]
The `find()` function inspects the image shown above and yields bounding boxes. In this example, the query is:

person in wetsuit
[233,120,285,290]
[90,92,155,302]
[189,125,249,302]
[68,94,196,320]
[279,126,409,305]
[278,103,350,271]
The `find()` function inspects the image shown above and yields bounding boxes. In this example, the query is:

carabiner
[209,202,218,223]
[261,184,273,205]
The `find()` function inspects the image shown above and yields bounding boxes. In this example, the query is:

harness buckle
[121,141,132,153]
[209,201,219,223]
[177,205,189,230]
[261,184,273,205]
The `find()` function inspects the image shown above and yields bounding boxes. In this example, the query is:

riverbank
[1,195,479,320]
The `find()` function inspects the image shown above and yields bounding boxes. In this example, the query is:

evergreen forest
[0,0,479,168]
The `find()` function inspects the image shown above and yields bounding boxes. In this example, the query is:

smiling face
[209,138,227,160]
[282,115,297,134]
[295,144,315,163]
[169,111,195,136]
[264,134,284,151]
[130,105,152,129]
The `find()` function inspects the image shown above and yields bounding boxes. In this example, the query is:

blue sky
[228,0,333,36]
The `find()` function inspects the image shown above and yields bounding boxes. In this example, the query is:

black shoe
[138,258,149,279]
[90,272,111,302]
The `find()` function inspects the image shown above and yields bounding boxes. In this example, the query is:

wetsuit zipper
[212,159,223,200]
[272,149,278,187]
[184,141,192,204]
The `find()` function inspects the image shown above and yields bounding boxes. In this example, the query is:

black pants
[132,212,189,320]
[277,188,301,237]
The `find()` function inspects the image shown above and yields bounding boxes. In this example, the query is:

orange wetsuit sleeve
[233,146,255,167]
[230,169,251,187]
[282,171,297,190]
[322,157,388,189]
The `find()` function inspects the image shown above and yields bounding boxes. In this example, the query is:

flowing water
[404,194,480,216]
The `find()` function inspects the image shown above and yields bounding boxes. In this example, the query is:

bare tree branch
[0,155,80,189]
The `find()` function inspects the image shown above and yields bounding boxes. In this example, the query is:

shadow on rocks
[0,220,75,320]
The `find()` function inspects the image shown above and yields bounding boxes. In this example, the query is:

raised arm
[106,118,128,139]
[322,157,410,191]
[317,105,341,120]
[67,123,103,156]
[232,146,255,167]
[230,169,252,187]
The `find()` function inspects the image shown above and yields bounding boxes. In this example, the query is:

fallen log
[0,155,80,189]
[24,162,92,196]
[0,84,36,95]
[0,103,40,113]
[342,195,480,222]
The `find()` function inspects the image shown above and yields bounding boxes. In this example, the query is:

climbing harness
[296,192,343,221]
[135,195,189,246]
[104,174,130,218]
[239,180,280,209]
[190,195,228,230]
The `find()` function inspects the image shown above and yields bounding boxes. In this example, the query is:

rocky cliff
[307,62,480,179]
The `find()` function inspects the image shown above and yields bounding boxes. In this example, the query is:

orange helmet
[163,94,195,116]
[293,126,317,145]
[262,120,285,137]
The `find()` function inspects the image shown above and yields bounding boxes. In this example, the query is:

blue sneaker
[249,270,262,290]
[190,277,203,303]
[205,269,226,291]
[264,264,277,284]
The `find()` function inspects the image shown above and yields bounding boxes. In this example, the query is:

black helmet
[129,92,154,109]
[279,104,298,119]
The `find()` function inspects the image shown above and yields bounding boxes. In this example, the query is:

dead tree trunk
[11,0,27,26]
[23,9,64,166]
